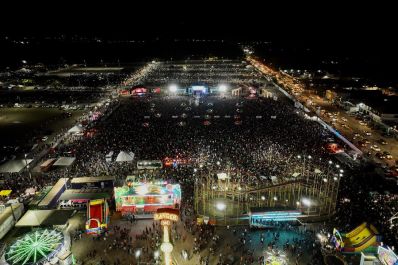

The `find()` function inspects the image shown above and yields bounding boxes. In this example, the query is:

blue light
[250,210,302,222]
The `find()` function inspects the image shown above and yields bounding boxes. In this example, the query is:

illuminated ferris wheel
[5,229,64,265]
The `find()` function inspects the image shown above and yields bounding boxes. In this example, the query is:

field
[0,108,82,153]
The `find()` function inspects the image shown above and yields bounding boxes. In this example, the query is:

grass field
[0,108,83,151]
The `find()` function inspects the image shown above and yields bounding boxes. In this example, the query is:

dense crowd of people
[2,60,397,264]
[143,61,266,87]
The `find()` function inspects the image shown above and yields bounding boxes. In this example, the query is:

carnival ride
[114,180,181,215]
[85,199,109,235]
[194,166,340,225]
[332,222,381,253]
[4,229,64,265]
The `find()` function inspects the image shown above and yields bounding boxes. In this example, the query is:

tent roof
[0,203,23,225]
[0,190,12,196]
[71,176,115,184]
[15,209,74,227]
[59,189,112,201]
[68,124,83,133]
[0,159,33,173]
[116,151,134,162]
[53,157,76,166]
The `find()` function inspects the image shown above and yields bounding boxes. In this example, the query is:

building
[340,90,398,123]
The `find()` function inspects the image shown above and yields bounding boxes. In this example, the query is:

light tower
[154,208,180,265]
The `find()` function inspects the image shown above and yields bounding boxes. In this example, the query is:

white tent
[116,151,134,162]
[68,124,83,134]
[0,159,33,173]
[292,172,301,178]
[16,210,52,226]
[53,157,76,166]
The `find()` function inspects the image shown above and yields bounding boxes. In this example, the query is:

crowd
[143,61,266,87]
[3,60,398,264]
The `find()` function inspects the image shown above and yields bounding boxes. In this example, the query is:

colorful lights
[5,229,64,265]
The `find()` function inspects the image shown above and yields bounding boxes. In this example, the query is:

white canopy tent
[53,157,76,167]
[15,209,74,227]
[16,210,52,226]
[68,124,83,134]
[115,151,134,162]
[0,159,33,173]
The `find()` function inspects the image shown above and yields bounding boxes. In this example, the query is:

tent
[115,151,134,162]
[53,157,76,167]
[0,159,33,173]
[0,190,12,197]
[15,210,74,227]
[68,124,83,134]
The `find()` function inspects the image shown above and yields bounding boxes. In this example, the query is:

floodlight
[219,84,227,92]
[216,202,226,211]
[168,84,178,93]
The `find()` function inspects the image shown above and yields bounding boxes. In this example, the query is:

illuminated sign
[160,220,172,226]
[192,86,206,91]
[154,212,179,222]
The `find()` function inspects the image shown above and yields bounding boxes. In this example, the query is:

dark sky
[1,1,396,43]
[1,1,397,73]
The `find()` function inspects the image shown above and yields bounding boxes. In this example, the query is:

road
[248,56,398,177]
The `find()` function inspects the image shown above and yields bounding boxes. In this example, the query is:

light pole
[135,249,141,265]
[154,209,179,265]
[216,202,226,225]
[302,198,311,216]
[154,250,160,264]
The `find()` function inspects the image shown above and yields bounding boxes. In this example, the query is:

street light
[302,198,311,216]
[154,250,160,262]
[135,249,141,264]
[216,202,226,211]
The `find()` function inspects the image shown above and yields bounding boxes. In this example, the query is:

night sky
[1,2,396,42]
[0,1,397,84]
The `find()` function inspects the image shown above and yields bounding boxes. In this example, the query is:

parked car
[383,152,393,160]
[371,145,381,152]
[378,139,388,145]
[375,152,385,159]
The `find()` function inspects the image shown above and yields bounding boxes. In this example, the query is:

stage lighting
[219,84,227,92]
[168,84,178,93]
